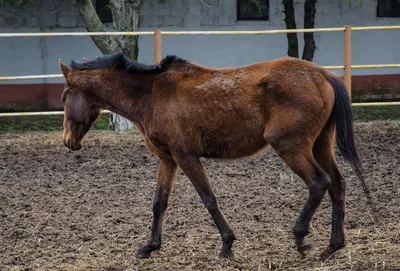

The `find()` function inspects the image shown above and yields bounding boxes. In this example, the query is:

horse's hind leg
[313,125,346,261]
[265,132,331,257]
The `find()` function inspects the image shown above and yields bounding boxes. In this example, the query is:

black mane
[70,52,187,74]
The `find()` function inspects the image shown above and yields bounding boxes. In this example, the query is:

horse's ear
[59,59,71,79]
[83,57,88,62]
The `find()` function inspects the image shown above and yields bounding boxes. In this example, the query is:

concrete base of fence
[0,83,63,112]
[352,74,400,102]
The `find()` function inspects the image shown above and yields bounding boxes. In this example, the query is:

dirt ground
[0,122,399,271]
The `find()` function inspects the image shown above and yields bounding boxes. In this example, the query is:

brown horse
[59,53,369,261]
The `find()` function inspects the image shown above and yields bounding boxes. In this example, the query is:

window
[237,0,269,21]
[96,0,113,23]
[377,0,400,17]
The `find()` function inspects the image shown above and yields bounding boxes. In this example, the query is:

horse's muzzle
[63,138,82,151]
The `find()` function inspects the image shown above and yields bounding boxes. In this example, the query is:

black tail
[325,75,361,174]
[325,75,378,223]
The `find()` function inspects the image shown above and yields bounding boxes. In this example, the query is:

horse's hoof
[320,249,333,262]
[219,249,234,259]
[320,244,344,261]
[297,242,313,258]
[137,247,152,259]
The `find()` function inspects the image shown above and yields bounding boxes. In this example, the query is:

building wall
[0,0,400,111]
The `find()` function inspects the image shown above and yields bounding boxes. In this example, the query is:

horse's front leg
[137,158,178,258]
[172,151,236,258]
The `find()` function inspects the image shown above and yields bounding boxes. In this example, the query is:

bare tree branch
[198,0,213,7]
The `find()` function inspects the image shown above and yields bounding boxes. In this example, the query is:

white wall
[0,0,399,85]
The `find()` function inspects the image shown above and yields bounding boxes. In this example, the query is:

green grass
[353,105,400,122]
[0,105,399,133]
[0,113,110,133]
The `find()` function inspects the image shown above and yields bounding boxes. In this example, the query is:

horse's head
[59,59,101,151]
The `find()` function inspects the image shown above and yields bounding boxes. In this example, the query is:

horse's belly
[200,132,268,159]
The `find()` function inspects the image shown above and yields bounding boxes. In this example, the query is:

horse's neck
[93,75,154,125]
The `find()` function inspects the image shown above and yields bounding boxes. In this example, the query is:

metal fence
[1,25,400,117]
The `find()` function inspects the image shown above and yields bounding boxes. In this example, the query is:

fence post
[344,25,352,99]
[154,29,162,64]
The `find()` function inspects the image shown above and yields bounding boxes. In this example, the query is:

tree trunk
[74,0,142,131]
[74,0,121,55]
[282,0,299,58]
[109,0,141,61]
[302,0,317,61]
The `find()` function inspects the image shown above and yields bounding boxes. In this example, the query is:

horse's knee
[152,198,168,215]
[202,194,218,213]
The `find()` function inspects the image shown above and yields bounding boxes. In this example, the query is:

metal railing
[1,25,400,117]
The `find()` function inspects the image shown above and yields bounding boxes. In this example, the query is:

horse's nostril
[67,139,71,148]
